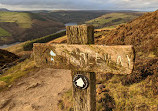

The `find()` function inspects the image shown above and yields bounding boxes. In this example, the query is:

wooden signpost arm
[66,25,96,111]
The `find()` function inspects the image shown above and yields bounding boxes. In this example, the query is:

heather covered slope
[99,10,158,58]
[59,11,158,111]
[91,10,158,111]
[0,49,19,67]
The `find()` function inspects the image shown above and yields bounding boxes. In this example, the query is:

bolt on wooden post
[33,25,135,111]
[66,25,96,111]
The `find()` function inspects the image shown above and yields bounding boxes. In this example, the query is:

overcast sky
[0,0,157,11]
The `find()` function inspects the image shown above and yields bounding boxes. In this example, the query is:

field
[0,12,32,28]
[0,27,11,37]
[86,12,143,28]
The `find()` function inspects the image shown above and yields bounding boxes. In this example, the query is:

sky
[0,0,157,11]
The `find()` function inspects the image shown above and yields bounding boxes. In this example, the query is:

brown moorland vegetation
[0,49,19,68]
[98,10,158,58]
[59,10,158,111]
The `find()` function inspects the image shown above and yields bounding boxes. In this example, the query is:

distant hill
[0,8,9,12]
[99,10,158,58]
[0,11,64,45]
[0,10,143,46]
[0,10,109,46]
[39,10,112,24]
[86,12,143,28]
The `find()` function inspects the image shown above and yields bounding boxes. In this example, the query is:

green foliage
[58,89,73,111]
[0,76,12,83]
[0,59,37,89]
[23,31,66,51]
[57,100,65,110]
[0,27,11,37]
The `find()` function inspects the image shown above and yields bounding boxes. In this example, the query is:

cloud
[0,0,157,11]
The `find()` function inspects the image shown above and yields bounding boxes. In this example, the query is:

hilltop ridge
[99,10,158,58]
[0,8,9,12]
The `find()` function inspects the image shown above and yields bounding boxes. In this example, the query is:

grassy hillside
[0,27,11,37]
[0,10,143,46]
[23,31,66,51]
[0,12,32,28]
[86,12,143,28]
[42,10,109,24]
[0,11,64,45]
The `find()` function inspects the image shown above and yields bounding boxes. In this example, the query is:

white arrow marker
[51,57,54,61]
[50,50,56,61]
[50,50,56,56]
[76,78,85,87]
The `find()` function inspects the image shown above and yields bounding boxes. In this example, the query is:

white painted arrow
[51,57,54,61]
[50,50,56,62]
[76,78,85,87]
[50,50,56,56]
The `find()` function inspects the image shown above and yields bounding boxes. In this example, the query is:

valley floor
[0,68,72,111]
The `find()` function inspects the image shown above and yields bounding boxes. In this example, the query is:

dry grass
[0,58,37,91]
[57,88,73,111]
[47,35,67,44]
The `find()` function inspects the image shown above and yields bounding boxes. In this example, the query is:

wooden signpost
[33,25,135,111]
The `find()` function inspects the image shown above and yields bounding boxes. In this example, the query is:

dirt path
[0,68,72,111]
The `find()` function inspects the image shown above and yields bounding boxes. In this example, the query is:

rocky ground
[0,68,72,111]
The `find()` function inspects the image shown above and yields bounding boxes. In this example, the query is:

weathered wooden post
[33,25,135,111]
[66,25,96,111]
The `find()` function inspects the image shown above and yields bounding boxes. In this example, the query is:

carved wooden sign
[33,43,134,74]
[33,25,135,111]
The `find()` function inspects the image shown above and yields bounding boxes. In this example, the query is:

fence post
[66,25,96,111]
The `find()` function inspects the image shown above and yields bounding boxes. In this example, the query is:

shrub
[23,31,66,51]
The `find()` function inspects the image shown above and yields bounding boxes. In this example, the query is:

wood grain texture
[67,25,96,111]
[66,25,94,44]
[33,44,134,74]
[71,71,96,111]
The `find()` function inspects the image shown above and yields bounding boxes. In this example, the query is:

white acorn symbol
[76,78,85,87]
